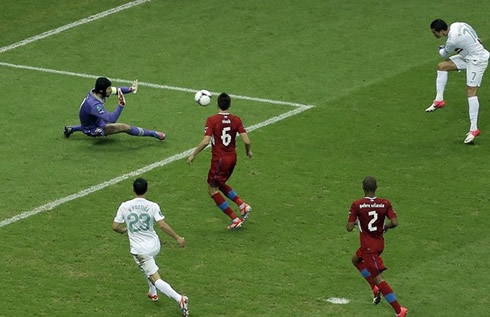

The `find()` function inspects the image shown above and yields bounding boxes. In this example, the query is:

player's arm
[187,135,212,165]
[346,221,356,232]
[240,132,252,158]
[90,104,123,123]
[383,217,398,232]
[346,203,358,232]
[439,39,457,58]
[112,221,127,234]
[156,220,186,247]
[110,80,138,95]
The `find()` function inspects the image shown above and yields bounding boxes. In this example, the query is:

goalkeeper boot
[425,100,446,112]
[64,126,74,138]
[464,129,480,144]
[154,132,166,141]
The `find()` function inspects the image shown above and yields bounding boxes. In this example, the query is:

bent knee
[437,61,456,71]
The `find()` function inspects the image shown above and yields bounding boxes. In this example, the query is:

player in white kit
[112,178,189,316]
[426,19,489,144]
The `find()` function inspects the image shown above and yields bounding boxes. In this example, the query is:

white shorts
[132,253,160,277]
[450,55,488,87]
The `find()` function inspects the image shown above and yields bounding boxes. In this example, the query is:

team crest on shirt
[96,105,105,113]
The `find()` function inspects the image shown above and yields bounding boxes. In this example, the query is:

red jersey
[205,112,246,157]
[348,197,397,254]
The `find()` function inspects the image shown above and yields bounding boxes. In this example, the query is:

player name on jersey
[359,203,385,209]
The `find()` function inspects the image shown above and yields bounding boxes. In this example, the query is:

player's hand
[177,236,186,247]
[130,79,138,94]
[187,155,195,165]
[246,151,253,159]
[117,88,126,107]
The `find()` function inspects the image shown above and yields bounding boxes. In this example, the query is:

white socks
[155,279,182,302]
[147,278,157,296]
[468,96,479,131]
[435,70,448,101]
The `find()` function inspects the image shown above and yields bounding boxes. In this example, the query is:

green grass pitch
[1,0,490,316]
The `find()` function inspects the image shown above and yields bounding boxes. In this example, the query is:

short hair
[430,19,448,32]
[133,178,148,195]
[217,93,231,110]
[95,77,112,94]
[362,176,377,192]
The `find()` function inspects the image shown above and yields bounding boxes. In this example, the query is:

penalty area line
[0,61,313,108]
[0,0,151,54]
[0,104,313,229]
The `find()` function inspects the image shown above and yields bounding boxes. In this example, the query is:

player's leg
[367,254,406,316]
[146,277,158,301]
[352,251,380,304]
[219,184,252,219]
[133,254,189,316]
[208,158,243,229]
[426,59,458,112]
[209,184,242,229]
[63,125,83,138]
[104,123,165,140]
[464,60,487,143]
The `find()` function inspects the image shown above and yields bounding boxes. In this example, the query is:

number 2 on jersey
[367,210,378,232]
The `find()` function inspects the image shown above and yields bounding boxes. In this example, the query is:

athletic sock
[355,262,376,290]
[211,192,238,219]
[378,281,401,314]
[468,96,479,131]
[127,126,156,137]
[154,279,181,302]
[71,125,83,132]
[219,184,244,207]
[435,70,448,101]
[147,278,157,296]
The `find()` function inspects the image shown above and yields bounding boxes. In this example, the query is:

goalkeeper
[63,77,165,140]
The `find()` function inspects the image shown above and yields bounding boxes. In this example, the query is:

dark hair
[95,77,112,94]
[133,178,148,195]
[217,93,231,110]
[430,19,448,32]
[362,176,377,192]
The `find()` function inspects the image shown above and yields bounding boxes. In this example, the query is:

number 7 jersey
[205,112,247,157]
[348,197,397,253]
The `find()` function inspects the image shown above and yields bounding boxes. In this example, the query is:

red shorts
[356,248,387,277]
[207,155,236,187]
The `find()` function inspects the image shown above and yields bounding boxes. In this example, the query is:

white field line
[0,106,313,229]
[0,62,311,108]
[0,0,150,54]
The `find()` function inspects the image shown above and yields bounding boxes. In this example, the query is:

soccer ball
[194,90,212,106]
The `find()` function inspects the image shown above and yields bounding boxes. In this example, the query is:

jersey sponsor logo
[96,105,105,114]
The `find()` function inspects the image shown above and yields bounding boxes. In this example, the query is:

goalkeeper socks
[211,192,238,219]
[468,96,479,131]
[127,126,156,137]
[154,279,181,302]
[356,262,376,290]
[71,125,83,132]
[219,184,244,206]
[378,281,401,314]
[435,70,448,101]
